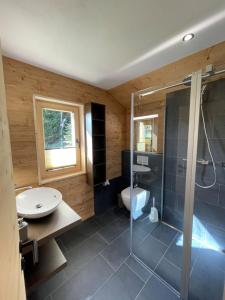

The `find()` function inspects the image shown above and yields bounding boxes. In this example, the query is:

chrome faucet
[15,185,33,191]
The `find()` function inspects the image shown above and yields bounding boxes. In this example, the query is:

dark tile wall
[122,150,163,216]
[163,78,225,237]
[94,176,126,214]
[95,148,163,216]
[163,87,190,229]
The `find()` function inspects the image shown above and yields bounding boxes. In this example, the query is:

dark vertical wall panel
[163,88,190,229]
[122,150,163,216]
[163,79,225,235]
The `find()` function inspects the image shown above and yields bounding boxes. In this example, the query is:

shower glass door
[131,68,225,299]
[188,72,225,300]
[130,76,193,298]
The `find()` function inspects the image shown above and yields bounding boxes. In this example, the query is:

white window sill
[39,170,86,185]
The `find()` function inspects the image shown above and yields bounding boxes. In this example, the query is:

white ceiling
[0,0,225,89]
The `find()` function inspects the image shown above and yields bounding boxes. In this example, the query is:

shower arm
[134,66,225,98]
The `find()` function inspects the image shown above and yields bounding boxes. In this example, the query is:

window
[34,96,85,183]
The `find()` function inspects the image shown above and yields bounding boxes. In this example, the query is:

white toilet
[121,187,150,220]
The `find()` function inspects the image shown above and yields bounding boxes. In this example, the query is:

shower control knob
[197,159,209,165]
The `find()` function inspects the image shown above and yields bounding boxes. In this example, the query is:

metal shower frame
[129,67,225,300]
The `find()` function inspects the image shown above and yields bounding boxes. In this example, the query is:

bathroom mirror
[134,113,163,153]
[134,114,159,153]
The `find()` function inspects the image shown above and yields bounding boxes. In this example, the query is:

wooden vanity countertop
[26,200,81,246]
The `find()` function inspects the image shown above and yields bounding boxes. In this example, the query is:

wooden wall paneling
[5,41,225,220]
[0,48,26,300]
[3,57,126,220]
[109,40,225,150]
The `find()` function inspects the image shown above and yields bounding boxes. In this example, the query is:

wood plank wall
[3,57,126,220]
[109,40,225,149]
[0,50,26,300]
[3,41,225,219]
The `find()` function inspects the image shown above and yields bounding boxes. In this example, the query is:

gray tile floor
[134,213,225,300]
[28,208,180,300]
[28,207,225,300]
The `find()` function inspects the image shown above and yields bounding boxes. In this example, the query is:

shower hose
[195,84,217,189]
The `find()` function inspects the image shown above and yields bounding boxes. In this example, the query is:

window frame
[33,95,86,184]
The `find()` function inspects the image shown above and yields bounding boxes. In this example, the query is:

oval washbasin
[133,164,151,173]
[16,187,62,219]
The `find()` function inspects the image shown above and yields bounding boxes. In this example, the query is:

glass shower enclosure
[130,67,225,300]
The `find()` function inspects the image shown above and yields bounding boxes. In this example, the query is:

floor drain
[36,203,42,209]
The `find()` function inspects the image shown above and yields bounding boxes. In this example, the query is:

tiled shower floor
[133,213,225,300]
[28,207,225,300]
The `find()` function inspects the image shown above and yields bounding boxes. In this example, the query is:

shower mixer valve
[197,159,209,165]
[182,158,209,165]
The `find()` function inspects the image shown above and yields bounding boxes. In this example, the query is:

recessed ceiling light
[182,33,195,42]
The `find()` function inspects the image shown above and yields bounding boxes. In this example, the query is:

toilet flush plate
[137,155,149,165]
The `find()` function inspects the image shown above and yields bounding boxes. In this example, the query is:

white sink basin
[133,164,151,173]
[16,187,62,219]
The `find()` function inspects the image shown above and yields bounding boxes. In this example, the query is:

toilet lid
[121,187,145,198]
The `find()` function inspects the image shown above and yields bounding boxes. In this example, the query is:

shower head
[182,75,192,86]
[182,76,207,105]
[201,85,207,105]
[182,65,214,87]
